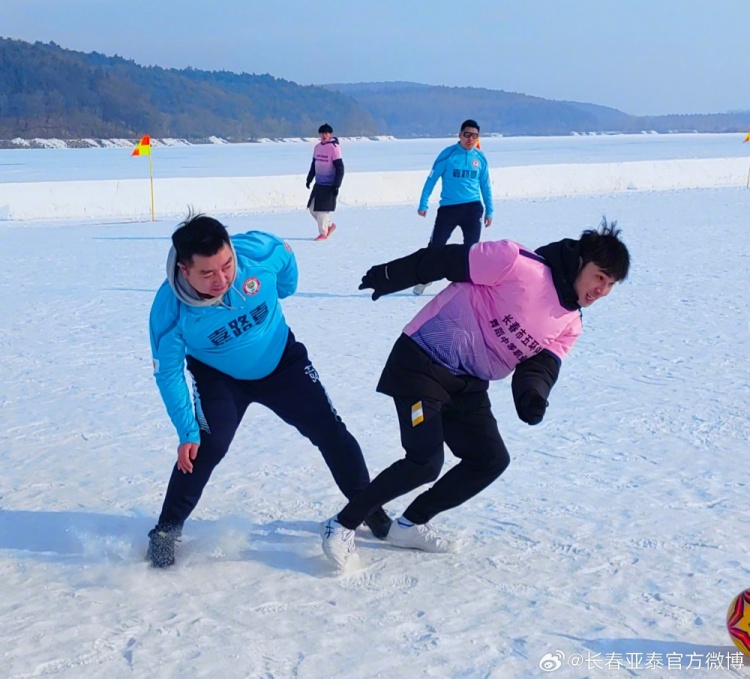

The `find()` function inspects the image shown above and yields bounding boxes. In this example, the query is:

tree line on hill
[1,37,749,141]
[0,38,377,140]
[324,82,750,137]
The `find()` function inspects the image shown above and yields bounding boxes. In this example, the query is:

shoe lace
[341,529,355,552]
[420,523,443,543]
[324,520,355,553]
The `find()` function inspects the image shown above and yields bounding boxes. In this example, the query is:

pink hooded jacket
[404,240,582,380]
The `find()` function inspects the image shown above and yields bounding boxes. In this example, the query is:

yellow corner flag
[743,132,750,143]
[131,135,155,220]
[132,134,152,156]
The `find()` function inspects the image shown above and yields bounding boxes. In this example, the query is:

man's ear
[178,263,189,279]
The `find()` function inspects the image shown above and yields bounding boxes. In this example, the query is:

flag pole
[131,135,154,220]
[148,152,155,221]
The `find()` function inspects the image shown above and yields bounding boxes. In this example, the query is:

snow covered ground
[1,137,750,678]
[1,134,748,222]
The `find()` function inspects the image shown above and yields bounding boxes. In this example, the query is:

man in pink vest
[321,219,630,568]
[305,123,344,241]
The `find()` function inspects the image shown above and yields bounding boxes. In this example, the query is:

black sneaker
[146,524,182,568]
[363,508,392,540]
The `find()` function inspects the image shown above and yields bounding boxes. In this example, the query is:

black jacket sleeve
[333,158,344,188]
[306,160,315,187]
[511,350,561,425]
[359,244,472,300]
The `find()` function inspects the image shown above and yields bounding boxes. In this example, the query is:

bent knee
[488,447,511,477]
[197,436,233,466]
[403,455,443,484]
[464,445,510,479]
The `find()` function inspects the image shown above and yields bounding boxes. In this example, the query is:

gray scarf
[166,240,240,308]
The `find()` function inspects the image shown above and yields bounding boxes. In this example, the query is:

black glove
[358,264,401,301]
[332,187,339,197]
[306,180,311,189]
[514,390,548,425]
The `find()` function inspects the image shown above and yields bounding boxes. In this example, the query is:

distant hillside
[0,37,377,139]
[324,81,750,137]
[2,37,749,141]
[323,81,622,136]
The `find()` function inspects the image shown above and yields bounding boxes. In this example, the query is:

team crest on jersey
[242,277,261,295]
[472,159,479,167]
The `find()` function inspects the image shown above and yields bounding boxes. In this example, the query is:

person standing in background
[306,124,344,241]
[414,119,494,294]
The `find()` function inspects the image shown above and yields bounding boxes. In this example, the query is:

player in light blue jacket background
[414,119,494,294]
[146,213,391,567]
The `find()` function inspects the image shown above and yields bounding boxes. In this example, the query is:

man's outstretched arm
[358,244,471,300]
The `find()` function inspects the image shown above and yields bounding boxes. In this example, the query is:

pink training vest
[312,140,342,185]
[404,240,582,380]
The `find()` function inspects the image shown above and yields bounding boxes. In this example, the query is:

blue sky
[0,0,747,116]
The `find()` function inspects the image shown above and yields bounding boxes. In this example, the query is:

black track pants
[158,333,370,527]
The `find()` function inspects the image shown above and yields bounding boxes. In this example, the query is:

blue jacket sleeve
[418,148,450,212]
[479,155,494,218]
[149,284,200,445]
[272,239,298,299]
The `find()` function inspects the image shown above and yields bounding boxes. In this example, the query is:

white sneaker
[387,520,453,553]
[321,516,358,568]
[412,283,431,295]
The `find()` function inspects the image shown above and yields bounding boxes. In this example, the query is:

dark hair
[461,119,480,132]
[318,123,333,134]
[172,212,231,265]
[579,217,630,282]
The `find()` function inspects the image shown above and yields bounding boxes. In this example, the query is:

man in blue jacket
[147,213,391,567]
[414,119,494,294]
